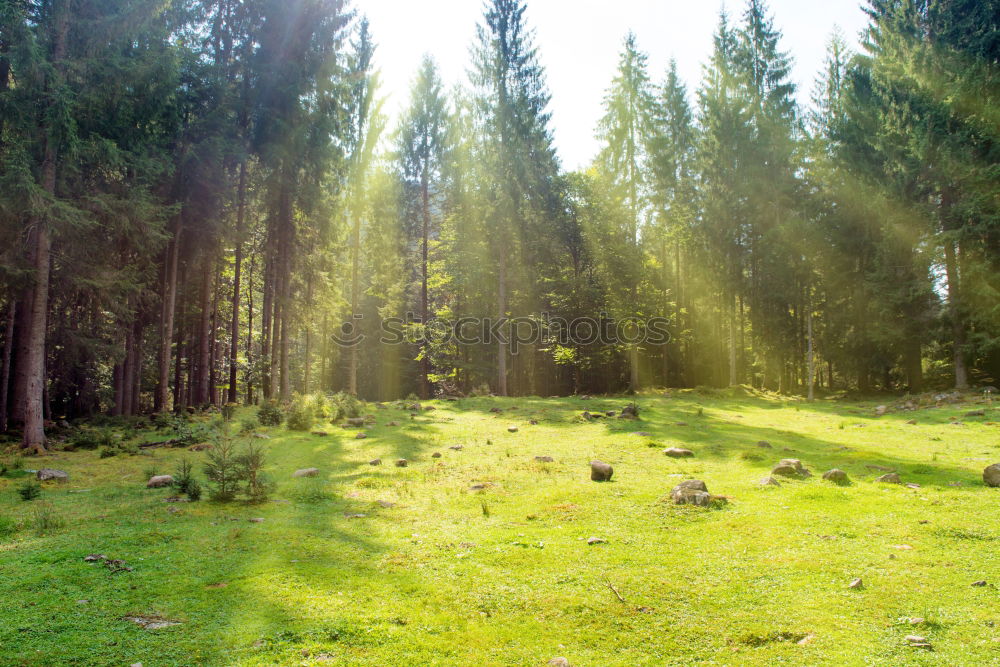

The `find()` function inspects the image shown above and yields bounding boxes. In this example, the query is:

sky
[361,0,871,171]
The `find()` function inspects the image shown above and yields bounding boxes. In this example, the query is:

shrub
[330,392,363,421]
[18,479,41,501]
[238,414,259,435]
[221,402,238,422]
[185,478,202,501]
[237,443,274,503]
[69,428,116,451]
[285,397,314,431]
[172,458,197,496]
[99,446,118,459]
[310,394,331,419]
[204,440,241,502]
[258,400,283,426]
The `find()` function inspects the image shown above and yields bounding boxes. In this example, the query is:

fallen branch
[604,575,626,603]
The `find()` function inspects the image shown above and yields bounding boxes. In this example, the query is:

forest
[2,0,998,454]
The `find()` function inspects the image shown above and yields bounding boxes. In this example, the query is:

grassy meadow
[1,391,999,666]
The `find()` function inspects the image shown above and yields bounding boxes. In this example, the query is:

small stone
[346,417,366,426]
[772,464,801,477]
[586,537,605,545]
[906,419,917,425]
[507,425,518,433]
[251,433,270,439]
[189,443,213,451]
[605,410,616,417]
[590,461,613,482]
[972,580,987,587]
[469,484,487,490]
[876,473,902,484]
[983,464,1000,488]
[547,659,571,667]
[758,476,781,487]
[663,447,694,458]
[822,469,850,484]
[248,518,264,523]
[395,459,408,467]
[905,483,921,489]
[369,458,382,466]
[146,475,174,489]
[36,468,69,482]
[376,500,394,508]
[534,456,555,463]
[849,577,863,589]
[908,617,925,625]
[875,405,888,416]
[757,440,772,448]
[387,421,399,427]
[449,445,463,451]
[529,419,538,425]
[355,432,367,439]
[431,452,442,458]
[344,513,367,519]
[84,554,106,562]
[293,468,319,478]
[797,634,816,646]
[671,480,711,506]
[311,431,329,437]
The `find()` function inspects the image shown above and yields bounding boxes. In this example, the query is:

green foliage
[204,440,241,502]
[330,392,363,421]
[172,458,198,498]
[285,397,315,432]
[17,479,41,502]
[239,415,260,435]
[258,401,283,427]
[204,439,272,503]
[30,503,64,535]
[221,403,238,422]
[0,516,18,538]
[236,443,274,503]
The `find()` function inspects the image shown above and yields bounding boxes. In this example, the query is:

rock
[489,407,502,413]
[529,419,538,425]
[905,483,921,489]
[431,452,441,458]
[590,460,613,482]
[534,456,555,463]
[875,405,888,416]
[758,476,781,487]
[248,518,264,523]
[620,404,639,418]
[905,635,932,649]
[547,659,571,667]
[965,410,986,417]
[146,475,174,489]
[605,410,617,417]
[387,421,399,427]
[355,432,367,439]
[906,419,917,425]
[908,617,925,625]
[469,484,487,491]
[757,440,772,448]
[876,473,902,484]
[311,431,329,437]
[449,445,463,451]
[84,554,106,562]
[251,433,270,439]
[848,577,863,589]
[345,417,364,426]
[36,468,68,482]
[369,458,382,466]
[822,469,850,484]
[663,447,694,458]
[972,580,987,587]
[376,500,394,508]
[395,459,408,467]
[984,464,1000,488]
[293,468,319,478]
[671,480,710,506]
[586,537,605,545]
[189,443,213,451]
[507,425,518,433]
[772,459,810,477]
[125,615,180,630]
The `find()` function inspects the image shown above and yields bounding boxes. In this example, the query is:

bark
[196,252,212,406]
[0,300,14,432]
[228,160,246,404]
[420,167,430,399]
[156,227,181,411]
[806,310,815,401]
[260,246,273,398]
[497,249,507,396]
[246,245,255,404]
[348,210,360,395]
[208,262,220,406]
[944,237,968,390]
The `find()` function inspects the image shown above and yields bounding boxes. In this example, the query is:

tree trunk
[228,160,246,404]
[208,263,220,406]
[0,300,15,432]
[806,310,815,401]
[944,237,968,390]
[348,210,361,395]
[420,168,431,399]
[156,227,181,411]
[196,252,212,406]
[497,249,508,396]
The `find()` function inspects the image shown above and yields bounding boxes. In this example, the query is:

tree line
[1,0,998,452]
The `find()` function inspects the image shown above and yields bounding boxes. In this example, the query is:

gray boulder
[146,475,174,488]
[671,480,711,506]
[984,464,1000,488]
[590,460,613,482]
[822,469,850,484]
[772,458,811,478]
[663,447,694,458]
[293,468,319,478]
[875,472,902,484]
[36,468,69,482]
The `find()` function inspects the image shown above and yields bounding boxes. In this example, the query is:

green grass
[1,392,999,666]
